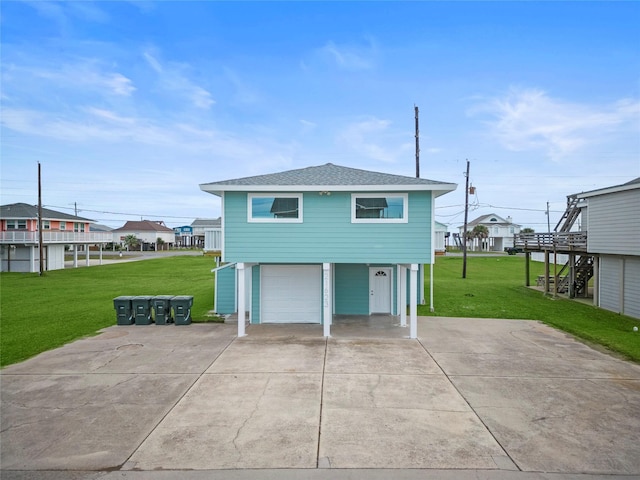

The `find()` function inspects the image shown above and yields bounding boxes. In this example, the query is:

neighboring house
[173,218,222,249]
[516,177,640,319]
[0,203,111,272]
[458,213,521,251]
[112,220,175,250]
[434,221,448,254]
[199,162,456,338]
[192,218,221,251]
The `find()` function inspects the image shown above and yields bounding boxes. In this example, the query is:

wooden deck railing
[514,232,588,252]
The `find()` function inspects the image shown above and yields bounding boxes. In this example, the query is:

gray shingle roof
[112,220,174,233]
[200,163,455,190]
[191,218,221,228]
[0,203,94,222]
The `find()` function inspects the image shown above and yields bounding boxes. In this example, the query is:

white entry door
[369,267,392,313]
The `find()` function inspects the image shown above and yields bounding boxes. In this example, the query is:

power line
[43,204,196,220]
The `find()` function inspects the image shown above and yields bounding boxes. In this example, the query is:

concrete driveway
[1,317,640,480]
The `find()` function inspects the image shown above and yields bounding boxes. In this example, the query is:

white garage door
[261,265,322,323]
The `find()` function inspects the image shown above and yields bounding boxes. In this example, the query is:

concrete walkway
[1,317,639,479]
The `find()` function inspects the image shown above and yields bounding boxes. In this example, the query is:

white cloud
[338,117,412,163]
[470,87,640,160]
[4,61,135,97]
[316,39,377,71]
[143,50,215,110]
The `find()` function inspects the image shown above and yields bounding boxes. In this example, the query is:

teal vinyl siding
[251,265,260,323]
[214,265,236,315]
[224,191,433,264]
[334,264,369,314]
[334,263,397,315]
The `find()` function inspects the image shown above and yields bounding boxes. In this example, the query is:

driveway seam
[416,337,522,472]
[316,336,329,468]
[119,333,237,470]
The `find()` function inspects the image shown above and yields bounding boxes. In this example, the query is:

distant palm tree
[156,237,165,251]
[124,234,140,251]
[471,225,489,251]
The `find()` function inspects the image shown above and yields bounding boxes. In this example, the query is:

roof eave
[200,183,458,197]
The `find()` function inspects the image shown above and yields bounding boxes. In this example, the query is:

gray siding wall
[599,256,621,314]
[599,255,640,319]
[586,189,640,255]
[623,258,640,319]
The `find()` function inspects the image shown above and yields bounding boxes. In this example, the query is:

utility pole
[414,105,420,178]
[546,201,551,233]
[38,162,44,276]
[462,159,470,279]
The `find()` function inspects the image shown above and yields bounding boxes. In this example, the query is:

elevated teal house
[199,163,456,338]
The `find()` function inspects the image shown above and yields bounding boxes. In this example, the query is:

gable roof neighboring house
[200,163,456,195]
[112,220,176,246]
[458,213,521,252]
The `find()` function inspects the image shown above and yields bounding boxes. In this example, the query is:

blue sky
[1,1,638,231]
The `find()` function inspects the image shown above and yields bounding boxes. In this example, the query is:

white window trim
[351,193,408,223]
[248,193,303,223]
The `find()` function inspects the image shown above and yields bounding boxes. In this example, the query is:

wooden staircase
[452,233,463,249]
[556,255,594,296]
[555,195,581,233]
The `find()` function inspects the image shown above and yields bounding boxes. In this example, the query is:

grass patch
[0,256,220,367]
[420,256,640,362]
[2,254,638,367]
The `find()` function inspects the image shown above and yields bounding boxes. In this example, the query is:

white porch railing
[204,228,222,251]
[0,231,113,244]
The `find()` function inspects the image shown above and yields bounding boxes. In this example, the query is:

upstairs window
[6,220,27,230]
[352,194,408,223]
[74,222,85,232]
[248,194,303,223]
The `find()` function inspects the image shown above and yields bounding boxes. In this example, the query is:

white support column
[99,244,103,265]
[399,265,407,327]
[410,264,418,339]
[429,262,434,312]
[30,246,36,273]
[85,245,90,267]
[237,262,246,337]
[323,263,332,337]
[73,246,78,268]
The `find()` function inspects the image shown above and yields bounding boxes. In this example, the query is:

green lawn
[420,256,640,362]
[1,254,638,367]
[0,256,219,367]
